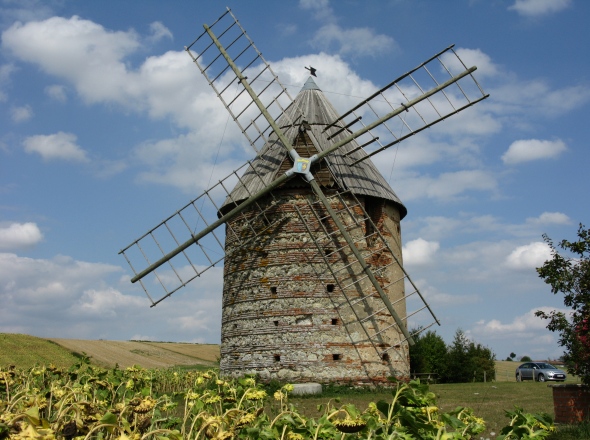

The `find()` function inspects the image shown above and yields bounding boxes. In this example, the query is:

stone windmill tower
[120,8,488,385]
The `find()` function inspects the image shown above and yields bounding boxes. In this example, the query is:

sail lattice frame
[185,7,296,154]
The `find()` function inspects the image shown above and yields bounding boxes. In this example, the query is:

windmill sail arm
[316,65,482,163]
[326,44,456,129]
[186,8,296,155]
[202,24,297,155]
[308,178,415,345]
[351,92,489,165]
[129,171,292,284]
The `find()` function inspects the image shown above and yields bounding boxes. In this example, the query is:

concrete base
[291,383,322,396]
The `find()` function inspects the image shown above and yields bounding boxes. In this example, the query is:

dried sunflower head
[235,412,256,429]
[213,431,234,440]
[203,395,222,404]
[333,418,367,433]
[133,397,156,414]
[243,390,266,401]
[242,378,256,387]
[61,420,77,439]
[128,397,142,407]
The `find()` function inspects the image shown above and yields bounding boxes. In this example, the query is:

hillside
[0,333,82,369]
[48,338,219,369]
[0,333,219,369]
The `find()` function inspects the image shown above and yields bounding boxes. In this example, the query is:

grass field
[0,333,219,369]
[281,362,583,438]
[0,333,82,368]
[286,381,584,439]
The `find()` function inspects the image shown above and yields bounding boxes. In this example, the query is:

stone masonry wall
[220,189,409,384]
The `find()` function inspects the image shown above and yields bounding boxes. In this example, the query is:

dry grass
[140,340,220,362]
[48,338,219,368]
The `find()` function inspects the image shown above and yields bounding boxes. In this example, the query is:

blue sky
[1,0,588,362]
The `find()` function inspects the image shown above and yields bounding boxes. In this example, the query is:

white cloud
[10,104,33,122]
[2,16,141,105]
[45,84,67,102]
[310,23,397,58]
[0,222,43,250]
[526,212,570,226]
[508,0,572,17]
[444,48,500,78]
[0,0,55,23]
[492,80,590,118]
[472,307,569,339]
[299,0,333,21]
[0,250,222,341]
[147,22,173,43]
[399,170,498,201]
[502,138,567,164]
[69,288,146,318]
[299,0,395,57]
[403,238,440,265]
[175,313,213,331]
[505,241,552,270]
[23,131,89,162]
[0,253,122,305]
[0,63,16,101]
[2,16,223,132]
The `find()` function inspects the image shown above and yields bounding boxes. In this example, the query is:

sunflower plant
[0,362,555,439]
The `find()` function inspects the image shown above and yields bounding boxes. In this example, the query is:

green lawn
[286,381,586,439]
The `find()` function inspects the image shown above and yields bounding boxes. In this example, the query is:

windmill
[119,8,488,385]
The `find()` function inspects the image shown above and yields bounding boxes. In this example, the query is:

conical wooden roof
[221,77,407,219]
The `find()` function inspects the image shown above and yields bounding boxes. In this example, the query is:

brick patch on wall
[551,384,590,424]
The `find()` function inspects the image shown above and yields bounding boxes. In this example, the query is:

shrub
[536,224,590,385]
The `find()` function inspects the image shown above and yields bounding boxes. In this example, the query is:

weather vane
[305,66,317,77]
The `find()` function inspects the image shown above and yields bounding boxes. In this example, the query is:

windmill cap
[301,76,321,92]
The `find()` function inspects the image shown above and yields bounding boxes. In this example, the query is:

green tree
[444,329,471,383]
[443,329,496,383]
[409,329,447,380]
[520,355,531,362]
[536,224,590,385]
[467,342,496,381]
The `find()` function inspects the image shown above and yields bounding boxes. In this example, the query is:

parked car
[515,362,567,382]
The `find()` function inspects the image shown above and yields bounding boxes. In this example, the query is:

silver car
[515,362,567,382]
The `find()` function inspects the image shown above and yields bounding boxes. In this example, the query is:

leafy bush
[537,224,590,385]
